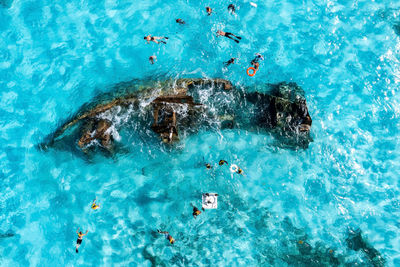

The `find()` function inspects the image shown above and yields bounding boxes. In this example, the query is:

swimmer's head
[206,163,211,169]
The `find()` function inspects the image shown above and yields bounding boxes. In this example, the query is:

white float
[202,193,218,209]
[250,2,257,8]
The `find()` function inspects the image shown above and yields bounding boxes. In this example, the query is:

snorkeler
[206,7,212,15]
[219,160,228,166]
[91,198,100,210]
[216,30,242,43]
[224,58,236,67]
[75,228,88,253]
[149,56,157,65]
[191,204,204,219]
[157,230,175,244]
[144,35,168,44]
[228,4,235,14]
[251,53,264,70]
[176,18,185,24]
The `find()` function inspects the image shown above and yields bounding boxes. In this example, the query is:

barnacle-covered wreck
[40,78,312,154]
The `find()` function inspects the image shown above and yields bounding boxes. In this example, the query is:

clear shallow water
[1,0,400,266]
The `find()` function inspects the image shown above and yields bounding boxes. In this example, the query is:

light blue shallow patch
[1,0,400,265]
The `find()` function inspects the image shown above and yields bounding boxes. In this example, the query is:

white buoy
[202,193,218,209]
[250,2,257,8]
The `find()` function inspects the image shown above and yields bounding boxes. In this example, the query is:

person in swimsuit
[75,228,88,253]
[176,19,185,24]
[219,160,228,166]
[216,30,242,43]
[149,56,157,64]
[144,35,168,44]
[157,230,175,244]
[237,168,244,175]
[206,7,212,15]
[224,58,236,67]
[251,53,264,71]
[191,204,204,219]
[228,4,235,14]
[206,163,212,169]
[91,198,100,210]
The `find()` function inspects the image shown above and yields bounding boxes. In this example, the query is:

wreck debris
[41,78,312,153]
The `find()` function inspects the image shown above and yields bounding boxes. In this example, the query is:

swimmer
[251,60,260,71]
[157,229,175,244]
[224,58,236,67]
[228,4,235,14]
[206,163,212,169]
[149,56,157,65]
[216,30,242,43]
[144,35,168,44]
[206,7,212,15]
[176,18,185,24]
[75,228,88,253]
[191,204,203,219]
[219,160,228,166]
[237,168,244,175]
[91,198,100,210]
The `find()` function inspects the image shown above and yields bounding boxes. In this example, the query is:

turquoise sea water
[1,0,400,266]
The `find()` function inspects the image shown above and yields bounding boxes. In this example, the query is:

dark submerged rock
[346,228,385,267]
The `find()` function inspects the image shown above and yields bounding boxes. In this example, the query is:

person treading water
[75,228,88,253]
[219,160,228,166]
[224,58,236,67]
[251,53,264,71]
[216,30,241,43]
[149,56,157,64]
[144,35,168,44]
[206,7,212,15]
[176,18,185,24]
[91,198,100,210]
[157,230,175,244]
[228,4,235,14]
[191,204,204,219]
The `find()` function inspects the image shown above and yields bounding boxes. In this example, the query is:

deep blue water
[1,0,400,266]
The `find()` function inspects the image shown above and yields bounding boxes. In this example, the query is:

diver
[224,58,236,67]
[149,55,157,65]
[191,204,204,219]
[216,30,242,43]
[91,198,100,210]
[157,230,175,244]
[176,18,185,24]
[228,4,235,14]
[144,35,168,44]
[206,7,212,15]
[219,160,228,166]
[75,228,88,253]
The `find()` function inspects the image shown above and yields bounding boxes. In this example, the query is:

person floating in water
[216,30,241,43]
[206,7,212,15]
[144,35,168,44]
[91,198,100,210]
[176,18,185,24]
[219,160,228,166]
[149,56,157,65]
[206,163,212,169]
[191,204,203,219]
[75,228,88,253]
[157,230,175,244]
[251,53,264,71]
[224,58,236,67]
[237,168,243,175]
[228,4,235,14]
